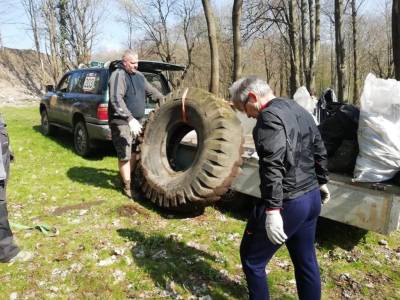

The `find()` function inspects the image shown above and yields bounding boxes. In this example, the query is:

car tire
[139,88,244,211]
[40,109,56,136]
[74,120,91,157]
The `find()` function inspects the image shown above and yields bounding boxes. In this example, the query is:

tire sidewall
[139,88,244,210]
[141,99,207,188]
[41,109,50,136]
[74,121,90,156]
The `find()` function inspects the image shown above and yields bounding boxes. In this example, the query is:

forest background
[0,0,399,104]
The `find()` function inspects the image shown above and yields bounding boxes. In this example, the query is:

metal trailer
[181,113,400,235]
[231,149,400,235]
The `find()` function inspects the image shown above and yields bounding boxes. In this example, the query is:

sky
[0,0,387,54]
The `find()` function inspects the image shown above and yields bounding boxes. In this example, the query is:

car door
[49,73,71,124]
[58,71,82,126]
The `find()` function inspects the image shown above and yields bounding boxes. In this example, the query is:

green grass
[0,106,399,299]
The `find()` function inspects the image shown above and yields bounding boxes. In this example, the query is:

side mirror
[46,85,54,93]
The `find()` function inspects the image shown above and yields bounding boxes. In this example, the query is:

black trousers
[0,182,19,262]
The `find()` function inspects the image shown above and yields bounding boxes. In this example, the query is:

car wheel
[74,121,91,156]
[40,109,55,136]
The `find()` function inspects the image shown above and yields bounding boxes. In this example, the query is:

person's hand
[320,184,330,205]
[265,210,287,245]
[128,118,142,137]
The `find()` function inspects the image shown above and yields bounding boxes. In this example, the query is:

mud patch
[117,204,150,217]
[52,200,105,216]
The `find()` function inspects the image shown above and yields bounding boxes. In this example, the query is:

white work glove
[265,210,287,245]
[320,184,330,205]
[128,118,142,137]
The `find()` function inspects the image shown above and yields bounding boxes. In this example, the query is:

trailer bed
[180,126,400,234]
[231,151,400,235]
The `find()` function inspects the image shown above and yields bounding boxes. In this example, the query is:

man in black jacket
[0,117,20,263]
[108,49,164,198]
[229,76,330,300]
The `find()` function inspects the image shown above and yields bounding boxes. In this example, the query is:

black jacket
[253,98,329,209]
[0,117,10,185]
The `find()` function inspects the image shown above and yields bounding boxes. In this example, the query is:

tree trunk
[263,41,272,82]
[393,0,400,80]
[43,0,61,85]
[334,0,346,101]
[232,0,243,82]
[22,0,45,90]
[58,0,68,72]
[300,0,308,87]
[288,0,300,97]
[308,0,319,95]
[201,0,219,94]
[351,0,359,103]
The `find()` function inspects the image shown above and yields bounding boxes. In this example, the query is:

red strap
[181,88,189,123]
[266,208,282,212]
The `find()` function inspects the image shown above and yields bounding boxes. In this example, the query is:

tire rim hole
[167,127,198,172]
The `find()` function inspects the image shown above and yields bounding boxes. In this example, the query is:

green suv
[39,60,185,156]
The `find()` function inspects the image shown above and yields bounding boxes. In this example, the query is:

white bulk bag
[353,73,400,182]
[293,86,318,123]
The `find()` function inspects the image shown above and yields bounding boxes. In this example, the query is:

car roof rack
[89,61,104,68]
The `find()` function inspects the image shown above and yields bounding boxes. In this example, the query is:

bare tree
[232,0,243,81]
[307,0,320,95]
[334,0,346,101]
[175,0,204,85]
[21,0,45,88]
[314,0,321,91]
[58,0,68,71]
[201,0,219,94]
[394,0,400,80]
[126,0,178,63]
[42,0,61,84]
[300,0,308,86]
[241,0,277,42]
[351,0,359,102]
[64,0,103,67]
[117,0,136,49]
[288,0,300,96]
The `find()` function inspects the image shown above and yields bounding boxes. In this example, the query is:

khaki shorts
[110,122,141,161]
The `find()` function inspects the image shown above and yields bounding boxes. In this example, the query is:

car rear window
[67,71,102,95]
[144,73,167,95]
[81,72,101,94]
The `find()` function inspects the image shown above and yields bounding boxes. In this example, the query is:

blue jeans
[240,188,321,300]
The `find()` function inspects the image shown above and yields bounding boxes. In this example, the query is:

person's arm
[144,77,164,103]
[313,127,329,185]
[0,140,5,181]
[256,113,287,210]
[108,70,133,122]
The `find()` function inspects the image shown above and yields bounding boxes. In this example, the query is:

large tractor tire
[139,88,244,211]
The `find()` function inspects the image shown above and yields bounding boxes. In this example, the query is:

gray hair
[122,49,138,61]
[229,76,273,104]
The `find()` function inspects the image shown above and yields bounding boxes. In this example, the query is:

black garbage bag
[316,88,342,123]
[318,102,360,174]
